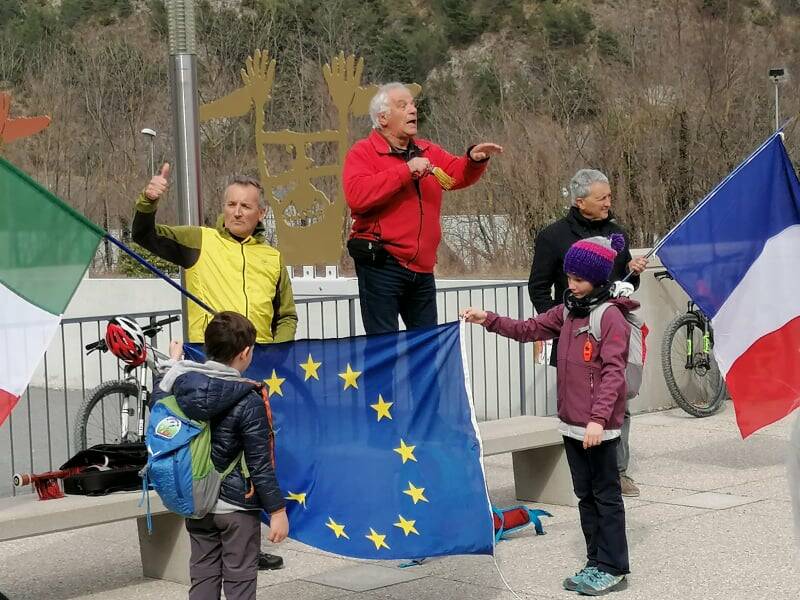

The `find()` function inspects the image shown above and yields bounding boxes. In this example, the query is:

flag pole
[104,234,215,315]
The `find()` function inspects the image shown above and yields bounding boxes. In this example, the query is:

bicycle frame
[654,270,726,417]
[654,271,716,370]
[119,346,169,443]
[682,301,714,372]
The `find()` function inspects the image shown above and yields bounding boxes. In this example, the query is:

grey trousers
[617,403,631,475]
[185,510,261,600]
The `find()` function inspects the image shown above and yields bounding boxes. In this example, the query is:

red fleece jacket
[343,130,488,273]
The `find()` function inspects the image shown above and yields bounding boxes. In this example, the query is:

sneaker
[257,552,284,570]
[620,475,640,497]
[576,569,627,596]
[562,566,598,591]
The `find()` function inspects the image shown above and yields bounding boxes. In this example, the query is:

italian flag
[0,158,103,426]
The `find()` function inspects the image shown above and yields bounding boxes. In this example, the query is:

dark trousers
[563,436,630,576]
[355,256,437,335]
[185,510,261,600]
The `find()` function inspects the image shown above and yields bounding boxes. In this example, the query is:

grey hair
[369,82,409,129]
[569,169,609,205]
[226,175,265,208]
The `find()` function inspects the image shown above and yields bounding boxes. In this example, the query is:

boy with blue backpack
[462,234,640,596]
[148,311,288,600]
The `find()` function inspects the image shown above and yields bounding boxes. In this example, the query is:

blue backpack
[142,395,247,519]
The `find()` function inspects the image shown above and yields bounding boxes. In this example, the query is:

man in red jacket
[343,82,503,334]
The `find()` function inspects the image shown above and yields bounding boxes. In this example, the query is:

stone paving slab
[618,499,799,600]
[304,564,428,592]
[257,580,351,600]
[713,474,790,500]
[253,547,364,588]
[656,491,759,510]
[636,402,795,438]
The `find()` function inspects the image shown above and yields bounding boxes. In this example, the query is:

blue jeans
[355,256,437,335]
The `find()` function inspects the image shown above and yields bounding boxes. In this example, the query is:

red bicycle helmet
[105,317,147,366]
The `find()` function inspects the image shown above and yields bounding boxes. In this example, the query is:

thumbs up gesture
[144,163,170,202]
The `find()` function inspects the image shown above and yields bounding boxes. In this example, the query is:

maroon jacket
[343,130,488,273]
[484,297,639,430]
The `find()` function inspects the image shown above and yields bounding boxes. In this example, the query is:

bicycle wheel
[661,313,727,417]
[73,381,141,452]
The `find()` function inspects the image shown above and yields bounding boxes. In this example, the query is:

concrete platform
[1,403,798,599]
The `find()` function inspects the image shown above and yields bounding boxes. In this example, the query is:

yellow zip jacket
[131,193,297,343]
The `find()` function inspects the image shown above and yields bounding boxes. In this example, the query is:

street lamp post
[165,0,203,337]
[769,67,787,132]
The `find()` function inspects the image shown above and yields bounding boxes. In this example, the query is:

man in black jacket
[528,168,648,497]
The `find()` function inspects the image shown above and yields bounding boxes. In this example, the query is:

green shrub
[597,28,629,64]
[117,243,180,278]
[541,1,594,47]
[437,0,487,45]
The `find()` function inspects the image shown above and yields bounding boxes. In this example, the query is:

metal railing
[1,281,555,498]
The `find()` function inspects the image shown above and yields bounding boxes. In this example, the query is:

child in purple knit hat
[462,233,635,596]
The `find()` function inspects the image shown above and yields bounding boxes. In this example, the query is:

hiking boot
[620,475,640,497]
[258,552,284,570]
[562,566,598,591]
[576,569,627,596]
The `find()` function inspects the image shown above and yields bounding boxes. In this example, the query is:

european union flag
[188,322,493,559]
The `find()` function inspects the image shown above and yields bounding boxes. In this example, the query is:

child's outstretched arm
[461,305,564,343]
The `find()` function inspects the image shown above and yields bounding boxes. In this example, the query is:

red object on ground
[13,468,82,500]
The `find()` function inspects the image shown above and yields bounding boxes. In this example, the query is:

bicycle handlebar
[85,339,107,353]
[142,315,181,339]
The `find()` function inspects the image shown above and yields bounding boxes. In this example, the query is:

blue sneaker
[576,569,627,595]
[562,566,598,591]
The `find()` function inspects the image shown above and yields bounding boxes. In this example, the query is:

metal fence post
[517,285,527,416]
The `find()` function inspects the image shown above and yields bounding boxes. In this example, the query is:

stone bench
[478,415,576,506]
[0,490,190,584]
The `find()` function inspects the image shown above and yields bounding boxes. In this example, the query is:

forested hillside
[2,0,799,274]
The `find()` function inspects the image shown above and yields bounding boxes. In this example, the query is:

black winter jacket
[171,371,285,514]
[528,207,640,366]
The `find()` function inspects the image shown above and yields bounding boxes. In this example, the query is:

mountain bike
[655,270,727,417]
[73,315,180,452]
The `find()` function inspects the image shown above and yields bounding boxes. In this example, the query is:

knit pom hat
[563,234,625,285]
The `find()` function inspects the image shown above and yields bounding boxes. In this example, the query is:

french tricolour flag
[658,132,800,437]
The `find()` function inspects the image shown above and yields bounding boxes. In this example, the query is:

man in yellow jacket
[132,163,296,571]
[132,163,297,345]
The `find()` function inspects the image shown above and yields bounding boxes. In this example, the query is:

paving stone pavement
[1,403,797,600]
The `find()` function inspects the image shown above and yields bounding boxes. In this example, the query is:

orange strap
[260,385,277,468]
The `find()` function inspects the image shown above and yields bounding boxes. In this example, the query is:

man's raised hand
[145,163,170,202]
[469,143,504,161]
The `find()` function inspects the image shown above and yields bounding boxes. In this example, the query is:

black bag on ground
[61,442,147,496]
[347,237,388,267]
